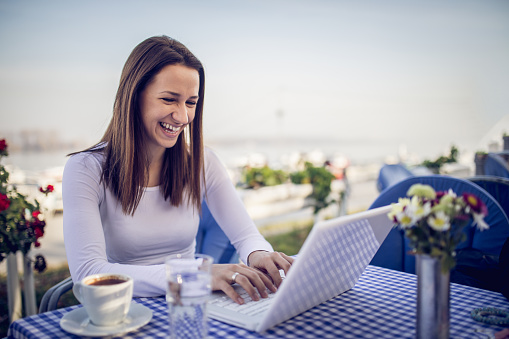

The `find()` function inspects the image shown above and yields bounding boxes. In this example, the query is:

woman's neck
[146,148,165,187]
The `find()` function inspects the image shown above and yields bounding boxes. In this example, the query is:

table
[8,265,509,338]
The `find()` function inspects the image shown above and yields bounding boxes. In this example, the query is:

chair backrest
[484,153,509,178]
[469,176,509,219]
[376,163,415,192]
[195,201,239,264]
[369,175,509,273]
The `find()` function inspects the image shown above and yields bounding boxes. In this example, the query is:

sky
[1,0,509,162]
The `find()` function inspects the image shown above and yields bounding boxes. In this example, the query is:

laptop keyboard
[209,288,277,316]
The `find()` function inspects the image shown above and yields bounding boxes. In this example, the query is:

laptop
[208,205,395,333]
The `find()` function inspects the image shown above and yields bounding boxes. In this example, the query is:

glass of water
[165,254,214,339]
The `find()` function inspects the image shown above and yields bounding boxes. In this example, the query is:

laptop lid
[209,205,395,332]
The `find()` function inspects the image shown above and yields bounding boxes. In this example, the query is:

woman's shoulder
[203,146,216,159]
[203,146,233,182]
[64,147,105,177]
[63,147,106,198]
[67,150,104,165]
[203,146,225,168]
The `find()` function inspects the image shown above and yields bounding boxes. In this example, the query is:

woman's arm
[202,149,273,264]
[202,149,293,301]
[62,152,166,297]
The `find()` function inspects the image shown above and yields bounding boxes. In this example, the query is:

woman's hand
[211,263,276,304]
[247,251,294,288]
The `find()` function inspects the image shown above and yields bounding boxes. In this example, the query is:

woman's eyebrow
[159,90,199,99]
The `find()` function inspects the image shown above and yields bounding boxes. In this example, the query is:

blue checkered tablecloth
[8,265,509,338]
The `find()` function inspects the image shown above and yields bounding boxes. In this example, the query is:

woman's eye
[162,98,175,103]
[186,101,197,106]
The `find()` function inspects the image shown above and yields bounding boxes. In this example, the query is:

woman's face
[139,64,200,159]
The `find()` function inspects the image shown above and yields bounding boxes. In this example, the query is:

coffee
[86,277,126,286]
[74,273,133,326]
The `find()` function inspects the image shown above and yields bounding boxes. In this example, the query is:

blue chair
[469,176,509,219]
[484,152,509,178]
[369,175,509,274]
[195,201,239,264]
[376,163,415,192]
[40,201,238,313]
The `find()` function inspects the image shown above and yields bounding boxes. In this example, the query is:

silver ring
[231,272,240,283]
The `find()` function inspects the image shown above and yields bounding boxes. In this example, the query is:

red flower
[463,193,488,216]
[34,227,44,239]
[0,193,10,212]
[0,139,6,152]
[39,185,55,194]
[32,210,42,219]
[34,241,41,248]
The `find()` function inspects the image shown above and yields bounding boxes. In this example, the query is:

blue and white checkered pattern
[8,266,509,338]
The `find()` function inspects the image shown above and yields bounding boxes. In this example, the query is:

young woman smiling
[63,36,293,304]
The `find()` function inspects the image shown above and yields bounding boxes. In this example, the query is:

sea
[2,137,404,174]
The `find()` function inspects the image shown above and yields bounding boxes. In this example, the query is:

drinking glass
[165,254,213,339]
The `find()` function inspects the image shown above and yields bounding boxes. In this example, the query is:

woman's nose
[171,106,189,125]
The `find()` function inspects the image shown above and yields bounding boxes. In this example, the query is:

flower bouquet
[1,138,53,272]
[388,183,489,338]
[388,183,489,272]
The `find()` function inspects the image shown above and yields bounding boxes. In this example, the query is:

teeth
[160,122,180,132]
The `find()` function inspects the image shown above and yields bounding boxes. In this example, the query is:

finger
[226,264,274,298]
[267,266,283,287]
[279,252,295,264]
[258,257,284,288]
[217,280,245,305]
[238,267,274,297]
[234,273,262,301]
[275,252,293,274]
[266,252,293,286]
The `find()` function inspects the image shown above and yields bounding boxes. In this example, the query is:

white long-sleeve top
[62,147,273,297]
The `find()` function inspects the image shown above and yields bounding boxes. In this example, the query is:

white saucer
[60,302,152,337]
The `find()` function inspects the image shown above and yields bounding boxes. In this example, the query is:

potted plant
[1,139,52,321]
[388,184,488,338]
[290,162,336,220]
[421,145,459,174]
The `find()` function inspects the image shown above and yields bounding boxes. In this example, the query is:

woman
[63,35,293,304]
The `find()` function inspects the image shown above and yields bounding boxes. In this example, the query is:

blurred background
[1,0,508,164]
[1,0,509,268]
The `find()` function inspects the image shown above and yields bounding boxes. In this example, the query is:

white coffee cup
[73,273,133,327]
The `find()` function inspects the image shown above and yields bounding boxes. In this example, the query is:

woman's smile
[159,122,183,137]
[139,64,200,158]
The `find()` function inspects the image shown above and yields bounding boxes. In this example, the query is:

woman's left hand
[247,251,294,288]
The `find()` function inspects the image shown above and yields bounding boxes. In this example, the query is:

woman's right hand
[211,263,278,304]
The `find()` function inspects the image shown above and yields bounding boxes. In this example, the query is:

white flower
[409,196,431,219]
[395,211,417,228]
[388,199,408,219]
[472,213,489,231]
[446,189,457,198]
[427,211,451,231]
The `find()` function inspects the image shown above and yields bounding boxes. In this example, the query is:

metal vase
[416,254,450,339]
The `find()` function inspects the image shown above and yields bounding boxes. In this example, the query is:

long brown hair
[81,36,205,215]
